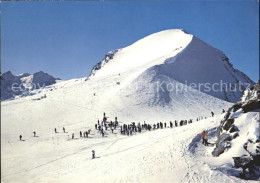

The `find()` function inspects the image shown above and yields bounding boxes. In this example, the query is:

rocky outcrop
[242,100,260,113]
[213,81,260,157]
[87,50,118,79]
[212,81,260,179]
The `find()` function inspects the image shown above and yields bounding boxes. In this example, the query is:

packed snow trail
[2,115,248,183]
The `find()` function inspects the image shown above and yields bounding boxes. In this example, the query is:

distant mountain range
[1,71,60,100]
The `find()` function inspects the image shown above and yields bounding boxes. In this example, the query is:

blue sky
[1,0,259,81]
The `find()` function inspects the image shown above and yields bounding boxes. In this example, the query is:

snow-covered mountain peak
[88,29,254,102]
[88,29,193,79]
[127,29,191,49]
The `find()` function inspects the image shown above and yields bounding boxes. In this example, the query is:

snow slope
[1,29,256,182]
[2,113,254,183]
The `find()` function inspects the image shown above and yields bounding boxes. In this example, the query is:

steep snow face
[1,71,60,100]
[143,36,254,103]
[115,69,229,119]
[88,29,193,79]
[88,29,254,103]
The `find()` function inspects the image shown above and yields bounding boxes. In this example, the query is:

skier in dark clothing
[170,121,173,128]
[92,150,95,159]
[222,109,225,113]
[33,131,36,137]
[19,135,22,141]
[63,127,65,133]
[160,122,163,129]
[204,132,209,146]
[72,133,74,139]
[147,125,151,131]
[103,116,107,124]
[175,120,177,127]
[95,124,97,130]
[211,111,214,117]
[55,128,57,133]
[80,131,82,137]
[86,131,88,138]
[164,122,167,128]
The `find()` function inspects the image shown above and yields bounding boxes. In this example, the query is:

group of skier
[93,113,194,137]
[19,131,37,141]
[91,110,221,139]
[118,119,194,136]
[93,112,203,138]
[19,111,218,146]
[92,111,218,149]
[18,126,91,141]
[94,113,119,137]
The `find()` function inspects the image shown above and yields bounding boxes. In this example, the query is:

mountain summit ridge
[88,29,254,102]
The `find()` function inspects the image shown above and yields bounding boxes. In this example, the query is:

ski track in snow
[2,115,251,183]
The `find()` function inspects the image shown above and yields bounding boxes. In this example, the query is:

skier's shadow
[67,138,80,141]
[20,140,25,141]
[32,98,41,101]
[207,142,215,147]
